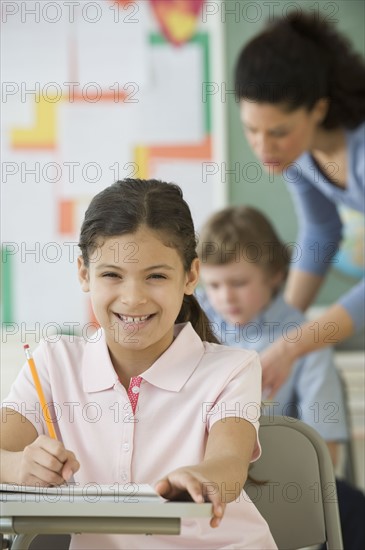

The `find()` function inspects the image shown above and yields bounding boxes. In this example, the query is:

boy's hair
[197,205,290,280]
[235,12,365,129]
[78,178,219,344]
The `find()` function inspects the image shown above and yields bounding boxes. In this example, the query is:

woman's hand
[16,435,80,486]
[155,467,225,528]
[261,303,355,399]
[260,337,297,399]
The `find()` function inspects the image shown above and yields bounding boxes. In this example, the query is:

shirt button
[131,386,140,394]
[123,443,130,452]
[121,473,128,482]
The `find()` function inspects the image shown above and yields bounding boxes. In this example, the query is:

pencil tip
[23,344,29,349]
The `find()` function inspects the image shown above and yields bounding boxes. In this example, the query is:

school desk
[0,500,212,550]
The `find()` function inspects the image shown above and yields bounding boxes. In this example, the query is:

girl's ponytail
[176,294,220,344]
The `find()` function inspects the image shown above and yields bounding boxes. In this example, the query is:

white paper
[138,43,204,144]
[76,1,149,88]
[0,483,162,503]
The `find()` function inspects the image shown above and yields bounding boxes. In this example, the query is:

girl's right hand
[16,435,80,486]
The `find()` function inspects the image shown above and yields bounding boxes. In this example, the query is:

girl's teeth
[120,314,150,323]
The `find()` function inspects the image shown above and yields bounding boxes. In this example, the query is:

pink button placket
[127,376,142,414]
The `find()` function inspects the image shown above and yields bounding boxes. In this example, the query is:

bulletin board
[1,0,227,330]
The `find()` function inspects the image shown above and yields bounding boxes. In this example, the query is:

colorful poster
[1,0,225,330]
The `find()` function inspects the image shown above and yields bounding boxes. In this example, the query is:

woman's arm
[155,417,256,527]
[260,303,355,397]
[283,165,343,309]
[285,269,325,311]
[0,409,79,485]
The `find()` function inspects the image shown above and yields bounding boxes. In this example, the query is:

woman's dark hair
[235,12,365,129]
[78,178,219,344]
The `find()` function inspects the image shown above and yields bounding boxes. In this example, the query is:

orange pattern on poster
[59,200,74,234]
[150,135,211,159]
[151,0,204,45]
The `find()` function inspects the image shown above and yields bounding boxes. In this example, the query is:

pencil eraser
[23,344,29,349]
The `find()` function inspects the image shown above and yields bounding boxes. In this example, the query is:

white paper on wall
[76,0,149,89]
[1,9,69,85]
[138,43,205,144]
[13,244,87,328]
[57,101,142,197]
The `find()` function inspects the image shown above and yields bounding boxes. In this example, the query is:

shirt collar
[82,330,119,393]
[141,322,205,392]
[251,290,287,327]
[82,322,205,393]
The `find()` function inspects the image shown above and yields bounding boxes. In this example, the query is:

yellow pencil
[24,344,58,440]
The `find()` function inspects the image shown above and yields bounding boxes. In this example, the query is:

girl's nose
[120,282,147,307]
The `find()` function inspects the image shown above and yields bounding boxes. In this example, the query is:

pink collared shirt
[2,322,277,549]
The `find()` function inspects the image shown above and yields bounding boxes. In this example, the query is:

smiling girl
[0,179,277,549]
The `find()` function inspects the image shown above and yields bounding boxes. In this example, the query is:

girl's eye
[148,274,167,280]
[102,272,120,279]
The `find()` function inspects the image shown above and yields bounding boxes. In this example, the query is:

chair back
[245,416,343,549]
[337,370,357,485]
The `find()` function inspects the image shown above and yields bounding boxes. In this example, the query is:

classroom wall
[1,0,226,330]
[223,0,365,307]
[1,1,364,329]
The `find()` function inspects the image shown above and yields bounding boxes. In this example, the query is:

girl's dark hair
[235,12,365,129]
[78,178,219,344]
[197,205,290,281]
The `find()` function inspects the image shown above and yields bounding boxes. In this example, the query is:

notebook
[0,482,164,503]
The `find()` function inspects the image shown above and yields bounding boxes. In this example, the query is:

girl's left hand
[155,468,225,528]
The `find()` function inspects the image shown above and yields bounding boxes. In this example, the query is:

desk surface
[1,500,212,542]
[1,500,212,518]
